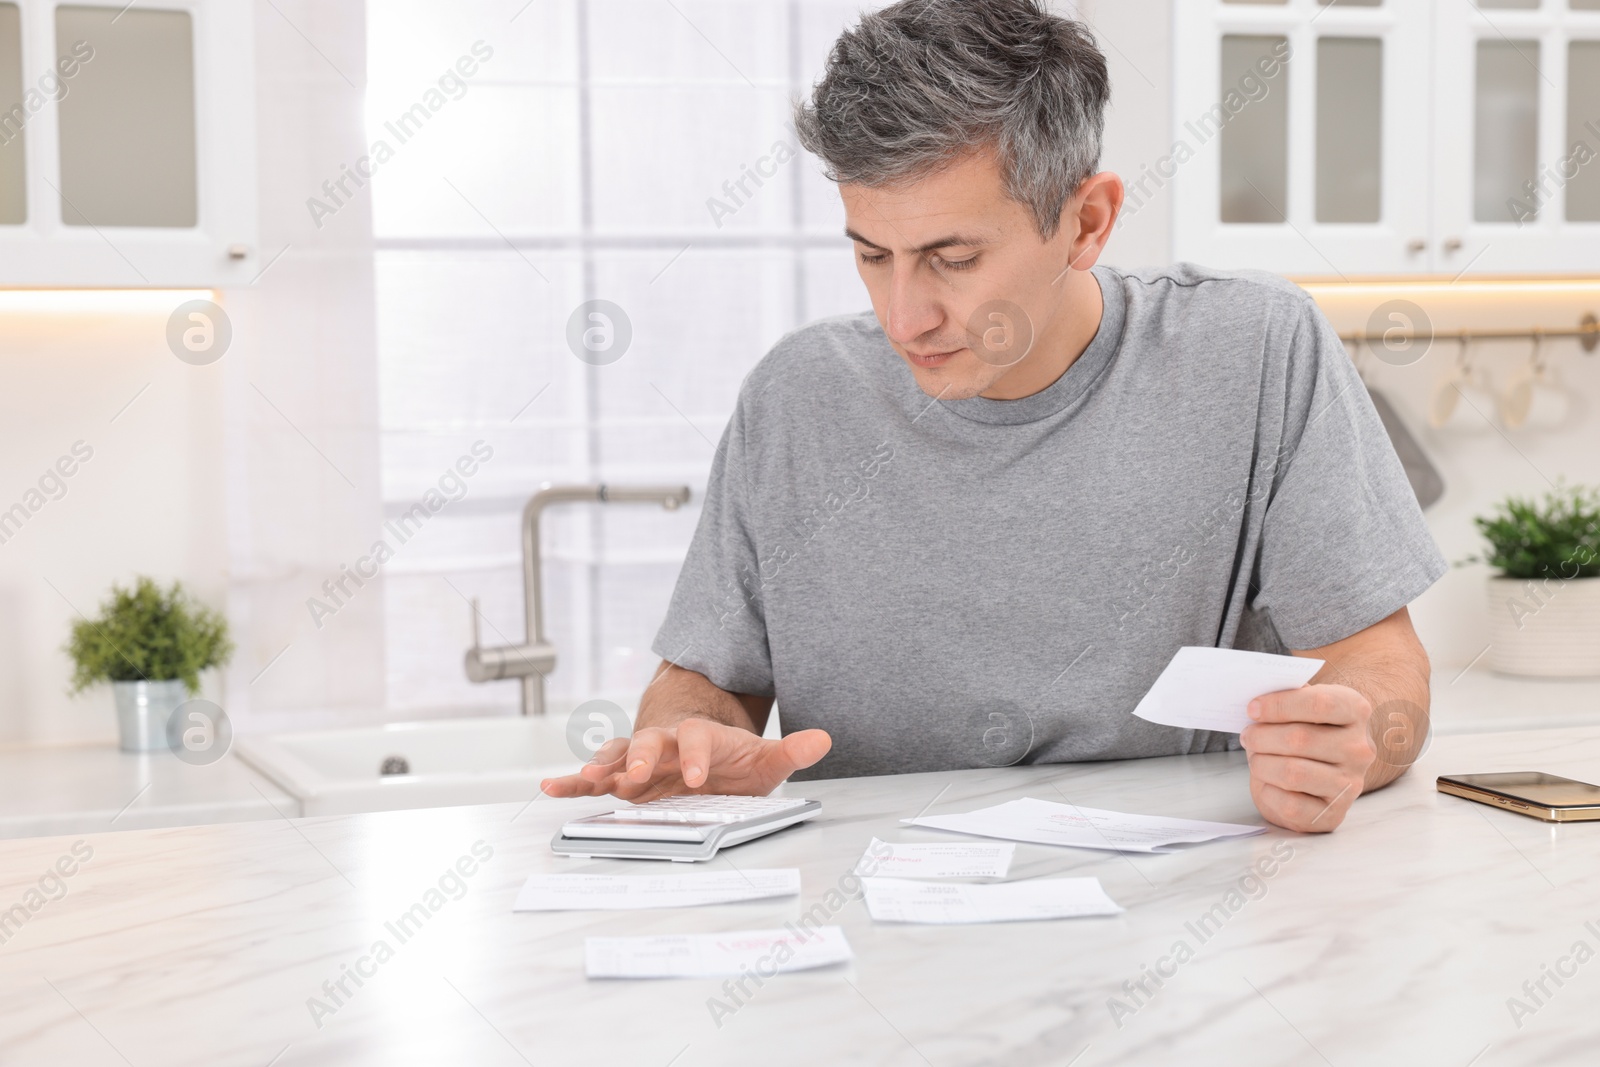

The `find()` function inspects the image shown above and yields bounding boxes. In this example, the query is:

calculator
[550,795,822,862]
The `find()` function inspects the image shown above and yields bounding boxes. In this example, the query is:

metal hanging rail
[1339,313,1599,353]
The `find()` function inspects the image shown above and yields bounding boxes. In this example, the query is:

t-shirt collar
[939,264,1124,426]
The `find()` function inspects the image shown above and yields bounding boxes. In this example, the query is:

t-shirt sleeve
[651,395,776,696]
[1248,297,1448,650]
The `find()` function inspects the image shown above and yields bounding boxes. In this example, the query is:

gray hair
[793,0,1109,240]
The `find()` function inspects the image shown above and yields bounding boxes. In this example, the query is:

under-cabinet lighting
[1294,278,1600,297]
[0,289,217,315]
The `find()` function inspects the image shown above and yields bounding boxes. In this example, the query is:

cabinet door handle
[1443,237,1463,253]
[1406,238,1427,254]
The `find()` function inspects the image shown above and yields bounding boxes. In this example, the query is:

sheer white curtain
[365,1,878,718]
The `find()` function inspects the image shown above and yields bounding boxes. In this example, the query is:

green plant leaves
[1464,484,1600,581]
[64,577,233,694]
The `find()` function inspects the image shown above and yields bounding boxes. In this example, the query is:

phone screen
[1444,772,1600,808]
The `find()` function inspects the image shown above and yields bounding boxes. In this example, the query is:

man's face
[841,150,1091,401]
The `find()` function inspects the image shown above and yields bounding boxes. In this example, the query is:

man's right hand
[540,718,832,803]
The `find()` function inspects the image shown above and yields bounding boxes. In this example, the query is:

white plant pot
[1485,576,1600,678]
[113,679,188,752]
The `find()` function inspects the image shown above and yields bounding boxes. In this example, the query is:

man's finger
[1249,753,1352,802]
[677,718,719,789]
[541,772,608,798]
[622,730,671,784]
[579,737,631,779]
[1249,684,1362,726]
[614,778,687,805]
[608,773,680,803]
[591,736,630,764]
[1256,781,1348,832]
[1239,721,1349,763]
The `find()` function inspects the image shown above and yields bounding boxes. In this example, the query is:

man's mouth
[905,347,964,368]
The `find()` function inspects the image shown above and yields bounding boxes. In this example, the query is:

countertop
[1430,664,1600,735]
[0,744,293,839]
[0,663,1591,842]
[2,725,1598,1065]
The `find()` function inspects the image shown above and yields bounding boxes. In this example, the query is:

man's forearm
[635,661,772,735]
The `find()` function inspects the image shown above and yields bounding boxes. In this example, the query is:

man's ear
[1058,171,1124,276]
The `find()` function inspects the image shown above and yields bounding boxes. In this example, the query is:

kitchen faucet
[463,483,691,716]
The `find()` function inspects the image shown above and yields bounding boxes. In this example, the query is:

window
[367,1,874,716]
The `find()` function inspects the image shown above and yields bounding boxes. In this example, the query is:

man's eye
[859,252,889,266]
[937,255,978,272]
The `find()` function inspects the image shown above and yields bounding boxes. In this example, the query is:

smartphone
[1437,772,1600,823]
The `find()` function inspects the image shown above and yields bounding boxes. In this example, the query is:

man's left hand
[1240,683,1375,832]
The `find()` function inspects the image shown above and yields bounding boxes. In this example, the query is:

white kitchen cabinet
[0,0,255,287]
[1433,1,1600,272]
[1172,0,1600,275]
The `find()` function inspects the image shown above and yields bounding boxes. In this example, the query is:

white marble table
[2,726,1597,1066]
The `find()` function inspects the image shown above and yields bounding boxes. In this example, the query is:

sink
[236,716,590,818]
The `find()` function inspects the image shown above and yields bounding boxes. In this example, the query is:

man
[544,0,1444,833]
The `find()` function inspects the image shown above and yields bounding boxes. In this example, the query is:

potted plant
[66,577,234,751]
[1467,485,1600,677]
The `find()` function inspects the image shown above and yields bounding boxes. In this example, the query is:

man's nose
[884,259,948,347]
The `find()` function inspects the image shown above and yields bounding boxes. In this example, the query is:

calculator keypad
[607,795,809,823]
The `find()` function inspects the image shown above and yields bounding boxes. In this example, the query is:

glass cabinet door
[0,0,255,287]
[1172,0,1435,275]
[54,6,198,228]
[1431,0,1600,272]
[0,2,24,225]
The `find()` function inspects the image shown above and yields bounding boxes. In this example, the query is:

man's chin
[906,363,990,402]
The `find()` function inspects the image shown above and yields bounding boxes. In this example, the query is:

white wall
[0,298,230,744]
[1077,0,1174,271]
[222,0,386,735]
[0,0,385,745]
[1316,287,1600,670]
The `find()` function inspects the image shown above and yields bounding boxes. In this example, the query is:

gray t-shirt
[653,263,1447,780]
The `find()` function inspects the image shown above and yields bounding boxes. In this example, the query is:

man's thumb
[775,729,832,773]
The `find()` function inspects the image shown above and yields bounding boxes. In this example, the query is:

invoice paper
[514,870,799,912]
[904,797,1265,854]
[861,876,1123,924]
[1133,646,1324,734]
[585,926,853,979]
[853,838,1014,879]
